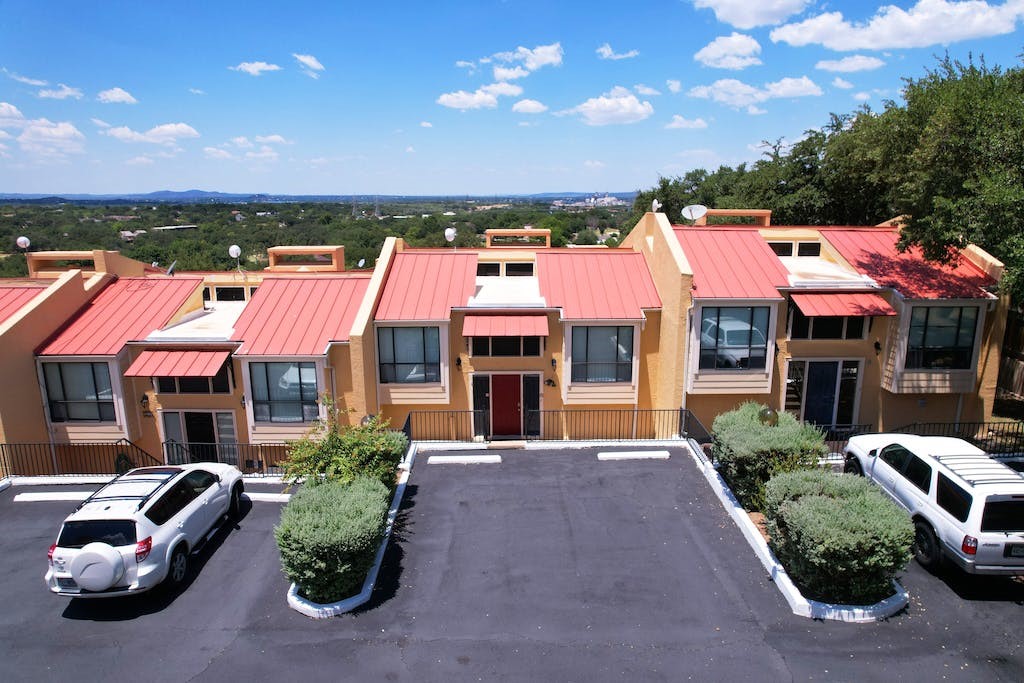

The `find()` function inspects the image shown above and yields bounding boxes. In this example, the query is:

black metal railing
[0,439,162,477]
[814,424,873,455]
[404,411,489,442]
[162,441,289,474]
[894,421,1024,456]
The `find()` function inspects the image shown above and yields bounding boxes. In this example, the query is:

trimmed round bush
[275,476,390,604]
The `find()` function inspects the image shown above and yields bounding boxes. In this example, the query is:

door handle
[177,521,184,529]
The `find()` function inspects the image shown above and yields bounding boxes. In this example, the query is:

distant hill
[0,190,637,205]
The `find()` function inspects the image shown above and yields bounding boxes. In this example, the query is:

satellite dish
[228,244,241,259]
[151,261,159,268]
[165,260,177,276]
[16,236,30,249]
[681,204,708,222]
[444,227,457,243]
[651,199,662,213]
[357,258,366,268]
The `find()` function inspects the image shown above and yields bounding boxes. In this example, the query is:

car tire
[843,458,863,476]
[229,483,244,520]
[913,520,942,570]
[167,545,189,586]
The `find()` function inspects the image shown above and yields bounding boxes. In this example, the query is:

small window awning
[791,292,896,317]
[124,350,230,377]
[463,315,549,337]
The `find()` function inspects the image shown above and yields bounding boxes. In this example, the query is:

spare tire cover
[69,542,126,592]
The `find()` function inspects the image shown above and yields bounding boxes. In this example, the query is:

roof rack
[934,454,1024,488]
[75,470,180,512]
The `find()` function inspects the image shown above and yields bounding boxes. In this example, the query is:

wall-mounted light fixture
[551,357,557,370]
[139,394,152,417]
[544,378,557,387]
[456,356,462,369]
[874,340,882,356]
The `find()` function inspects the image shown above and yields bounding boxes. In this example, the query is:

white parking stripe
[246,492,291,502]
[597,450,671,461]
[427,454,502,465]
[14,491,290,503]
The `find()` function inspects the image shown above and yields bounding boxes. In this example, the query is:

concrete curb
[686,439,909,623]
[0,477,10,493]
[286,442,418,619]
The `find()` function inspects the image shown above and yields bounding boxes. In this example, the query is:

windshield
[57,520,137,548]
[981,500,1024,533]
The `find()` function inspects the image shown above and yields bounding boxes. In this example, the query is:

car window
[981,500,1024,532]
[936,473,972,523]
[145,480,198,526]
[903,455,933,493]
[183,470,217,497]
[879,444,912,472]
[58,520,137,548]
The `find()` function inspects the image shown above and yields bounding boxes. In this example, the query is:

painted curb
[597,450,670,461]
[286,442,418,619]
[427,454,502,465]
[686,440,909,623]
[0,477,10,493]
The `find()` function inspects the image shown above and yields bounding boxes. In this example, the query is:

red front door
[491,375,522,436]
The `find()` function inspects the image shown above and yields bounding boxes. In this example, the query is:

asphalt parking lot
[1,448,1023,682]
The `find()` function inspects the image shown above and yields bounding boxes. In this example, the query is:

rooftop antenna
[680,204,708,226]
[16,235,30,251]
[228,244,242,274]
[165,260,177,276]
[651,199,662,213]
[444,227,457,253]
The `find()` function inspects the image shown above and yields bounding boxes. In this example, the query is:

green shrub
[711,402,827,511]
[765,470,913,604]
[283,405,408,491]
[275,477,390,604]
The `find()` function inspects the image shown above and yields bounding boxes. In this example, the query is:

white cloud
[494,65,529,81]
[419,121,433,128]
[694,33,763,69]
[255,134,290,144]
[188,88,205,95]
[832,77,854,89]
[747,105,767,115]
[3,68,47,86]
[635,84,662,96]
[204,146,234,160]
[17,119,85,157]
[560,86,654,126]
[596,43,639,60]
[104,122,200,145]
[97,87,137,104]
[493,42,563,71]
[91,118,110,128]
[815,55,885,72]
[666,79,682,93]
[0,130,9,139]
[125,155,154,166]
[229,61,281,76]
[693,0,812,29]
[689,75,822,108]
[406,146,415,153]
[293,53,325,78]
[437,89,498,110]
[771,0,1024,50]
[455,60,476,71]
[512,99,548,114]
[0,102,25,128]
[666,115,709,129]
[246,145,279,161]
[38,83,82,100]
[230,136,254,148]
[481,81,523,97]
[853,91,872,101]
[583,160,606,169]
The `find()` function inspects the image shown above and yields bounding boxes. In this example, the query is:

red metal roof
[124,350,230,377]
[375,252,477,321]
[0,285,46,325]
[537,251,660,320]
[463,315,549,337]
[673,228,789,299]
[821,228,994,299]
[40,277,202,356]
[791,292,896,317]
[232,276,370,355]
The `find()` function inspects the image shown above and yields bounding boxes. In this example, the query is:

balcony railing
[162,441,289,475]
[814,424,873,455]
[894,421,1024,457]
[0,440,161,477]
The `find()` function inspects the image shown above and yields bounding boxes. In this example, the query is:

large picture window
[378,327,441,383]
[906,306,978,370]
[43,362,115,422]
[699,307,770,370]
[249,362,318,423]
[571,326,634,383]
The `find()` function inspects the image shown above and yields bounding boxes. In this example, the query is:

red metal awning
[124,350,230,377]
[463,315,549,337]
[791,292,896,317]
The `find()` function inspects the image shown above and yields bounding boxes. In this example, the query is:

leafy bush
[765,470,913,604]
[283,404,408,491]
[275,477,390,604]
[711,402,827,511]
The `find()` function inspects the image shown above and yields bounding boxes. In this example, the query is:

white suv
[844,434,1024,575]
[45,463,244,597]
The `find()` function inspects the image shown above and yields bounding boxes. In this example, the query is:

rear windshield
[57,520,137,548]
[981,500,1024,533]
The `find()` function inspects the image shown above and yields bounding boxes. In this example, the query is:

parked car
[844,434,1024,575]
[45,463,244,597]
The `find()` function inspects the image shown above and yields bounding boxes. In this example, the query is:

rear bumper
[944,552,1024,575]
[45,563,164,598]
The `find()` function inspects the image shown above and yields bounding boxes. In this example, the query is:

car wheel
[843,458,863,476]
[913,521,942,570]
[167,545,189,586]
[228,483,244,520]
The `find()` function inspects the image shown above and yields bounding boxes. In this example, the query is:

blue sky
[1,0,1022,195]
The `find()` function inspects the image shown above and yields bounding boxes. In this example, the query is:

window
[57,520,136,548]
[784,360,860,424]
[903,455,933,493]
[470,336,541,357]
[571,326,633,383]
[768,242,793,257]
[249,286,258,298]
[790,308,866,340]
[183,469,216,497]
[378,327,441,383]
[145,481,196,526]
[155,363,231,394]
[880,444,912,472]
[699,307,769,370]
[936,473,972,522]
[249,362,318,422]
[214,286,246,301]
[797,242,821,257]
[477,262,500,276]
[43,362,115,422]
[906,306,978,369]
[981,500,1024,532]
[505,262,534,277]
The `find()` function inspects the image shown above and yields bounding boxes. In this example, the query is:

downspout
[955,393,963,429]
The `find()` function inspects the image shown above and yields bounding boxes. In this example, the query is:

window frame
[469,336,542,358]
[698,306,771,371]
[784,358,861,425]
[569,325,636,384]
[248,361,319,423]
[905,305,980,371]
[789,307,868,341]
[41,360,118,424]
[377,326,442,384]
[153,362,233,395]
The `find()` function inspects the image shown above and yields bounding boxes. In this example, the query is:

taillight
[962,535,978,555]
[48,543,56,566]
[135,536,152,563]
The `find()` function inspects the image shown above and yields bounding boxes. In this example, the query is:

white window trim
[787,307,869,341]
[373,322,449,387]
[897,300,987,374]
[783,357,863,425]
[563,322,641,388]
[690,301,779,378]
[36,356,125,429]
[240,356,326,435]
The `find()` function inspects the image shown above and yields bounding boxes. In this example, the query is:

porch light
[551,358,557,370]
[544,378,557,387]
[456,356,462,369]
[874,340,882,355]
